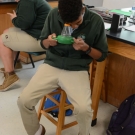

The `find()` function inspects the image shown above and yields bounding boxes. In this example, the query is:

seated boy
[17,0,108,135]
[0,0,51,91]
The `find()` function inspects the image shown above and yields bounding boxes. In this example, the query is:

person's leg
[0,51,23,73]
[0,27,45,71]
[0,34,14,72]
[0,31,19,91]
[17,64,61,135]
[1,27,45,52]
[0,27,45,91]
[59,70,93,135]
[0,53,22,73]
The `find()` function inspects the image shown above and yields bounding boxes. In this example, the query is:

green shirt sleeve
[93,19,108,62]
[12,0,36,29]
[40,11,52,49]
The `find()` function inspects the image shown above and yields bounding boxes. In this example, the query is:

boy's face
[67,7,85,29]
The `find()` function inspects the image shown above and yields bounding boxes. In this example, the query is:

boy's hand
[42,33,57,48]
[73,37,89,51]
[7,10,17,20]
[47,33,57,46]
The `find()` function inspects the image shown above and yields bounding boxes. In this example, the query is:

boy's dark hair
[58,0,83,23]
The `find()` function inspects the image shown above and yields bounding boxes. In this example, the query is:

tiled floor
[0,59,116,135]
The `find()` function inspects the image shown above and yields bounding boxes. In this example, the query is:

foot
[41,125,46,135]
[0,72,19,92]
[0,61,22,73]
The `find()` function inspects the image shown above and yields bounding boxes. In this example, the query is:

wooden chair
[37,88,78,135]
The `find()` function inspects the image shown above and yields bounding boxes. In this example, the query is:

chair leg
[28,54,35,68]
[56,90,66,135]
[14,51,20,67]
[37,96,46,120]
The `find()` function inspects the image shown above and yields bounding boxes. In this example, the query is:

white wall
[83,0,103,7]
[103,0,133,9]
[83,0,133,10]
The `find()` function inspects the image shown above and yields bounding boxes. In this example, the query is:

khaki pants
[1,27,45,52]
[17,64,93,135]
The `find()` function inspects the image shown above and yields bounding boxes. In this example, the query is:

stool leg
[56,90,66,135]
[91,59,106,126]
[37,96,46,120]
[28,54,35,68]
[14,51,20,67]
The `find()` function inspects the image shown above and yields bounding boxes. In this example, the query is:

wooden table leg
[91,59,106,126]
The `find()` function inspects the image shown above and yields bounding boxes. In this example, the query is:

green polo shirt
[40,7,108,71]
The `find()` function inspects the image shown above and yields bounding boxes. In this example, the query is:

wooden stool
[90,60,107,103]
[37,88,78,135]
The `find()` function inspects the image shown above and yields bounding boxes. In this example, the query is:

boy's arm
[91,19,108,62]
[12,1,36,29]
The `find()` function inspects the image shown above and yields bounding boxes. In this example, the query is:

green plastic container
[54,35,74,45]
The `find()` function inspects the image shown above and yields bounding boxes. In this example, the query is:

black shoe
[41,125,46,135]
